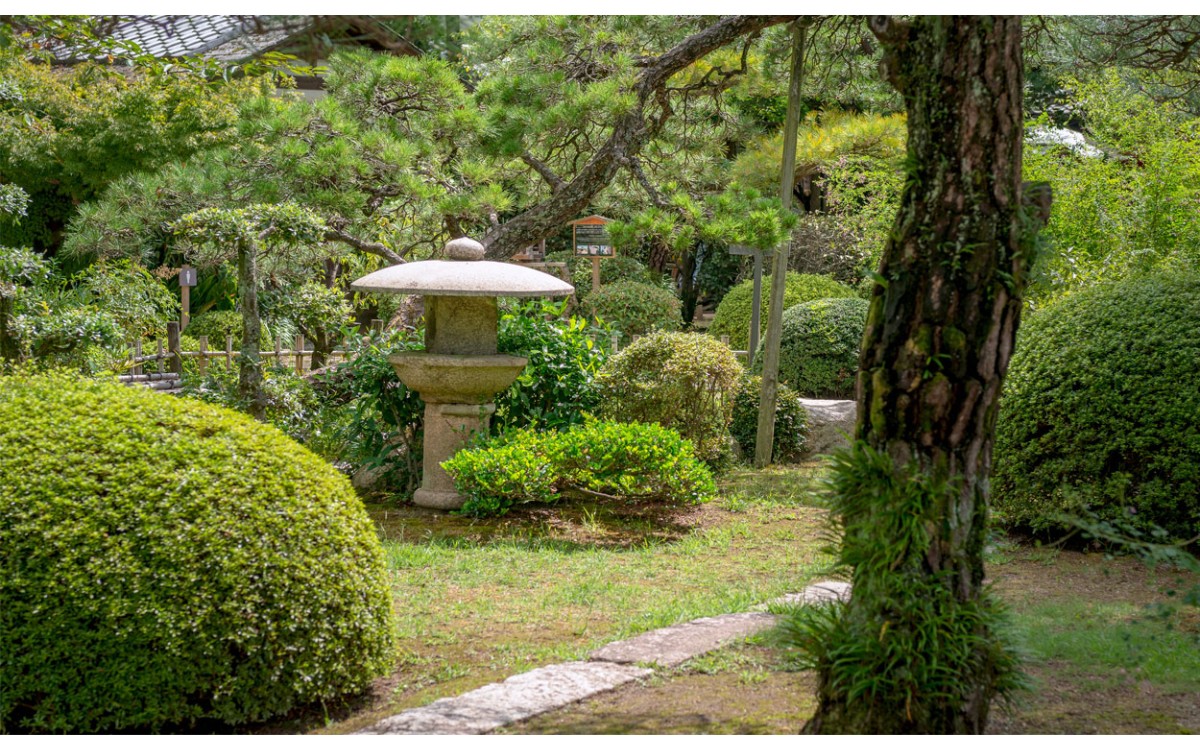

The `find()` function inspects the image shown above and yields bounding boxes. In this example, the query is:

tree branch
[324,228,405,264]
[521,151,568,192]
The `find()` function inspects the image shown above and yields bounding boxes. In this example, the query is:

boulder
[799,398,856,456]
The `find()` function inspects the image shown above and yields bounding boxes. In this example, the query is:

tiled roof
[54,15,303,64]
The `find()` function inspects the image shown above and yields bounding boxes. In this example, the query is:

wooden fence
[118,321,746,391]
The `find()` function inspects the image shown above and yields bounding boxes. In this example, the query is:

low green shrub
[185,309,273,349]
[586,280,681,341]
[729,375,808,463]
[0,373,395,732]
[544,251,657,301]
[993,270,1200,540]
[598,331,743,465]
[708,272,857,351]
[753,297,867,398]
[444,420,717,516]
[494,300,610,432]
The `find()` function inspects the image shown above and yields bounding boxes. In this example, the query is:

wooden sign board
[179,266,198,287]
[570,215,614,257]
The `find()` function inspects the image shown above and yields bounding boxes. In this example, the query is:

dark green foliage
[753,297,868,398]
[0,373,395,732]
[729,375,808,463]
[544,251,656,302]
[709,272,857,351]
[598,331,743,465]
[586,280,681,341]
[993,271,1200,540]
[494,300,610,432]
[321,328,426,497]
[185,309,273,349]
[444,420,717,516]
[782,442,1024,733]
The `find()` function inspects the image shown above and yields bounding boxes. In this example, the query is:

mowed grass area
[510,539,1200,734]
[267,463,833,734]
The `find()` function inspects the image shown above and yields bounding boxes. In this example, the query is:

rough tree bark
[236,242,266,421]
[479,15,796,259]
[804,16,1051,734]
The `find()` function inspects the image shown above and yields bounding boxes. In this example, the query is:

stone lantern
[350,237,574,510]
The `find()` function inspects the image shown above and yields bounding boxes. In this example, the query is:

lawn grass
[282,462,832,734]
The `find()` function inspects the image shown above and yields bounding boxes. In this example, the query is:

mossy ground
[250,461,1198,735]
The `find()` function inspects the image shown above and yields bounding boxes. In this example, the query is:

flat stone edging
[358,580,850,735]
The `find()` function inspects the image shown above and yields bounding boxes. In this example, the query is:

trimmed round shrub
[993,271,1200,539]
[587,280,681,341]
[753,297,868,398]
[185,309,273,349]
[0,373,395,732]
[730,375,809,463]
[708,272,857,351]
[598,331,743,465]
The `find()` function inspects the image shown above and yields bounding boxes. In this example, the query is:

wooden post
[610,332,620,353]
[167,321,181,375]
[198,335,209,376]
[591,256,601,292]
[295,334,305,375]
[132,340,142,376]
[180,285,190,331]
[749,250,765,356]
[275,336,283,368]
[755,21,806,467]
[156,339,164,374]
[225,335,233,368]
[371,319,384,334]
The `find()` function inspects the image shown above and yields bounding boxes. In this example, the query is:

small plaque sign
[571,216,614,257]
[179,266,197,287]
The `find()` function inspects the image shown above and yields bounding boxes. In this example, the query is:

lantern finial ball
[446,237,485,261]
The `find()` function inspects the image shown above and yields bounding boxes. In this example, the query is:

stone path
[357,580,850,735]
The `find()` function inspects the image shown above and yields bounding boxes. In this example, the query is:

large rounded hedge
[587,280,681,340]
[0,374,395,732]
[708,272,857,352]
[752,297,868,398]
[993,271,1200,539]
[598,331,743,465]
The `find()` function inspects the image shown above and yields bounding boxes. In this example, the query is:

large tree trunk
[804,16,1050,734]
[236,242,266,421]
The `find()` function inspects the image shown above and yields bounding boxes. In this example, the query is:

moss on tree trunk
[803,16,1050,734]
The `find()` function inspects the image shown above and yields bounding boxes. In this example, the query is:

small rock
[799,398,856,456]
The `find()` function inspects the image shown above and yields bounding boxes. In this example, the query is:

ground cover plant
[0,372,394,732]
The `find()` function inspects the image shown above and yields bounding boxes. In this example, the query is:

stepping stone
[358,661,651,735]
[589,612,777,668]
[799,398,856,455]
[760,580,852,609]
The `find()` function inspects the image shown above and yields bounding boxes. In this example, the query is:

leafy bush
[494,300,610,432]
[993,271,1200,540]
[545,251,656,301]
[598,331,743,465]
[729,375,808,463]
[753,297,867,399]
[586,280,680,341]
[0,373,394,732]
[185,309,273,349]
[444,420,717,516]
[708,272,857,351]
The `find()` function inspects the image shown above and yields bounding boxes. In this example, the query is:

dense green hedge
[586,280,681,341]
[708,272,856,351]
[444,420,716,516]
[0,373,395,732]
[730,375,808,463]
[753,297,868,398]
[993,271,1200,539]
[185,309,272,348]
[598,331,743,465]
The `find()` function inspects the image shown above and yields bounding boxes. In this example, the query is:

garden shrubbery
[443,419,717,516]
[0,373,395,732]
[753,297,867,398]
[598,331,743,465]
[993,270,1200,539]
[185,309,273,348]
[708,272,857,351]
[586,280,681,341]
[729,375,808,463]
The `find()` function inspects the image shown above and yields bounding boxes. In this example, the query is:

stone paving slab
[588,611,778,668]
[758,580,852,610]
[358,661,652,735]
